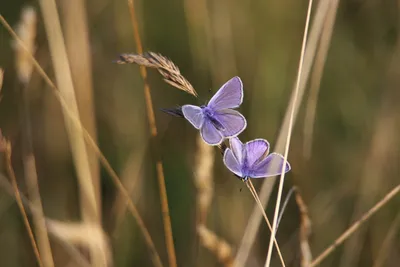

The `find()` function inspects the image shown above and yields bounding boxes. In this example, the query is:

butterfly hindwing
[223,148,243,177]
[182,105,204,129]
[250,153,291,178]
[200,119,224,145]
[213,109,247,138]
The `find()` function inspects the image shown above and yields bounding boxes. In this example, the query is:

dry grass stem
[310,184,400,267]
[295,190,312,267]
[245,180,286,267]
[0,14,164,267]
[234,1,334,265]
[111,146,146,232]
[46,220,111,266]
[14,6,36,84]
[0,68,3,97]
[303,0,339,159]
[0,173,91,267]
[117,52,198,97]
[339,98,396,267]
[265,0,314,266]
[197,224,234,267]
[38,0,103,264]
[14,7,55,267]
[0,137,43,267]
[38,0,99,224]
[61,0,100,220]
[372,213,400,267]
[194,134,215,225]
[127,1,177,266]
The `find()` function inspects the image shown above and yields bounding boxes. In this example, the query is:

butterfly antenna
[245,180,286,267]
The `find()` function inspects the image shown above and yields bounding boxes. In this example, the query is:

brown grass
[117,52,198,97]
[14,6,55,267]
[295,190,313,267]
[194,134,215,225]
[127,1,177,266]
[197,224,234,267]
[0,136,43,267]
[310,184,400,266]
[0,13,163,267]
[37,0,104,265]
[234,1,334,264]
[303,0,339,159]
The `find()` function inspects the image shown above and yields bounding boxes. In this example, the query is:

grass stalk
[245,180,286,267]
[303,0,339,159]
[37,0,103,265]
[234,1,333,265]
[0,173,91,267]
[0,14,164,267]
[127,1,177,266]
[1,139,43,267]
[264,0,314,266]
[14,6,55,267]
[310,184,400,266]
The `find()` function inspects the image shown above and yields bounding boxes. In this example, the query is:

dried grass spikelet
[46,220,112,266]
[194,134,215,224]
[116,52,198,97]
[197,224,234,267]
[14,6,37,84]
[295,190,312,267]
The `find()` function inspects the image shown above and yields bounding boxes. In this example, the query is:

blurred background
[0,0,400,266]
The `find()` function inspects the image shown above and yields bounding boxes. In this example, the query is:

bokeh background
[0,0,400,266]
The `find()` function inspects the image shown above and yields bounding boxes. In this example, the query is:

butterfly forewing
[244,139,270,168]
[208,76,243,110]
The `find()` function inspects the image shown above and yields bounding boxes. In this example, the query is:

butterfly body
[182,77,247,145]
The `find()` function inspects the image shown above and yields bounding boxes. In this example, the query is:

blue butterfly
[223,137,291,181]
[182,77,247,145]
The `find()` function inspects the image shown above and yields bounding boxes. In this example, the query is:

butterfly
[223,137,291,181]
[182,77,247,145]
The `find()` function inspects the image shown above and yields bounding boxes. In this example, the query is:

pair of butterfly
[181,77,291,181]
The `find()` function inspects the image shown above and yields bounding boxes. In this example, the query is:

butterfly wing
[223,148,243,177]
[208,76,243,110]
[250,153,291,178]
[182,105,204,129]
[212,109,247,138]
[229,137,244,164]
[244,139,270,168]
[200,119,224,145]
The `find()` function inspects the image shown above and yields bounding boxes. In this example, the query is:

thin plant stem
[0,15,164,267]
[264,0,314,266]
[234,2,332,265]
[3,141,44,267]
[276,187,297,229]
[245,180,286,267]
[127,1,177,267]
[303,0,339,159]
[0,173,91,267]
[14,6,55,267]
[19,83,55,267]
[310,184,400,267]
